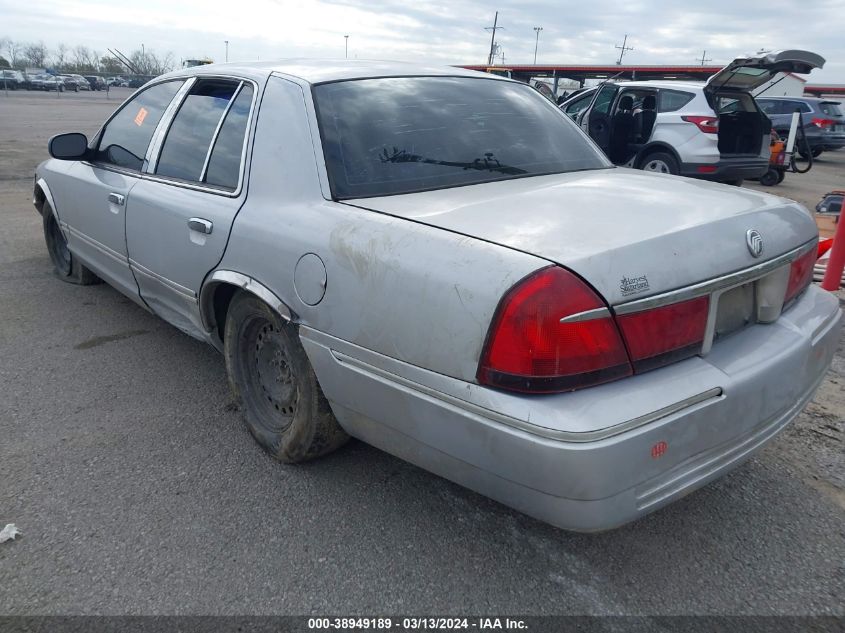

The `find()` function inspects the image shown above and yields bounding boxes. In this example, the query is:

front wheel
[759,169,779,186]
[639,151,680,176]
[42,204,100,285]
[223,292,348,463]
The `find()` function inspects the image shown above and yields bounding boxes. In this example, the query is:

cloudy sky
[2,0,844,82]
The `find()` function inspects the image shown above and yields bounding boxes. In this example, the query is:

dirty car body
[34,60,842,531]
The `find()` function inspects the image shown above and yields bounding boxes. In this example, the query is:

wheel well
[636,143,681,169]
[210,283,239,343]
[34,184,46,215]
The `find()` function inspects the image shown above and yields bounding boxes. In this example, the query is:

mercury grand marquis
[34,60,842,531]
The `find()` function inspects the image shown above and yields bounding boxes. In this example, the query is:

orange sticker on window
[134,107,148,126]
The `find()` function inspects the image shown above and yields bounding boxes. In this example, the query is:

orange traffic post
[821,196,845,291]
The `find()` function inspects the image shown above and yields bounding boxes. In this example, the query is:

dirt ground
[0,88,843,616]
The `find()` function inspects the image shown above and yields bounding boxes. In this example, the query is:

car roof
[157,59,498,85]
[754,95,827,102]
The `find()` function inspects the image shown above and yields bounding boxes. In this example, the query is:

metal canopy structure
[457,63,842,97]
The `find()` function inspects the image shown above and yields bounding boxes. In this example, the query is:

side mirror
[48,133,89,161]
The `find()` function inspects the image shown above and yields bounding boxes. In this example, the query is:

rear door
[125,77,257,337]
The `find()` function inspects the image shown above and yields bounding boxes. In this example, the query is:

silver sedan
[34,60,842,531]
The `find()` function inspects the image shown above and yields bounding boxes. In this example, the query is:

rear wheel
[224,292,348,463]
[42,204,100,285]
[640,151,679,176]
[776,169,786,184]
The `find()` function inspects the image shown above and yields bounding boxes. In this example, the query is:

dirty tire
[224,292,348,463]
[42,203,101,285]
[639,151,679,176]
[759,169,779,187]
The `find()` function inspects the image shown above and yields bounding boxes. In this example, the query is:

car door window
[563,92,594,119]
[155,79,242,183]
[204,85,254,190]
[94,80,184,171]
[756,99,781,115]
[591,85,617,116]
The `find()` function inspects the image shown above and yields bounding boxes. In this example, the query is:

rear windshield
[314,76,609,199]
[820,102,844,117]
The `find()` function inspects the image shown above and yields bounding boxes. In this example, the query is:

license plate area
[713,281,755,340]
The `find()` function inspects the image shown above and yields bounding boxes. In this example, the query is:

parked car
[1,69,26,89]
[84,75,106,91]
[38,75,65,91]
[755,96,845,158]
[34,60,842,532]
[68,74,92,90]
[559,50,824,183]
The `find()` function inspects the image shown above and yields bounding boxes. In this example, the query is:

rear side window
[756,99,781,115]
[562,91,594,119]
[204,85,254,189]
[785,100,812,113]
[820,102,844,117]
[156,80,240,183]
[95,80,184,171]
[658,90,694,112]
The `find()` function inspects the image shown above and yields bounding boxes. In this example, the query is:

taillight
[811,117,836,129]
[615,297,710,373]
[784,248,816,304]
[682,115,719,134]
[477,267,632,393]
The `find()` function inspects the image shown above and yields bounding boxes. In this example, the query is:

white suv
[560,50,823,183]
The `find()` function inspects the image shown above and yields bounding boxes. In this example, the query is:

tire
[759,169,779,186]
[224,292,348,463]
[42,204,100,285]
[776,169,786,184]
[639,151,679,176]
[811,148,823,158]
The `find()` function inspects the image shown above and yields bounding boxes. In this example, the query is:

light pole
[344,35,349,59]
[533,26,543,64]
[224,40,229,62]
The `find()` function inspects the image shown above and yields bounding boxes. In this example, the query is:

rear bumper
[680,156,769,181]
[302,286,842,532]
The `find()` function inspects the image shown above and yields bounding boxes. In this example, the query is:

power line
[485,11,504,66]
[698,50,712,65]
[615,34,633,65]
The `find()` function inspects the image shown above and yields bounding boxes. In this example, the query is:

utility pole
[698,50,712,66]
[485,12,503,66]
[533,26,543,64]
[224,40,229,62]
[344,35,349,59]
[614,34,633,65]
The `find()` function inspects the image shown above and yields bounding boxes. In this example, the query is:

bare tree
[2,38,22,68]
[128,48,175,75]
[72,45,90,69]
[53,42,68,70]
[22,41,49,68]
[99,55,124,74]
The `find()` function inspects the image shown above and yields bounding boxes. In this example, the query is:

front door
[583,84,618,155]
[52,79,186,300]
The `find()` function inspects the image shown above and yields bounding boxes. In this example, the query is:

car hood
[345,168,818,305]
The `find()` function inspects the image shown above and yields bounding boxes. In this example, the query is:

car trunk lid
[705,49,825,95]
[344,169,818,306]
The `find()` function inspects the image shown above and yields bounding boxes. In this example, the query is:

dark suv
[756,96,845,158]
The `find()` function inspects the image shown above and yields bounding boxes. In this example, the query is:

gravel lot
[0,89,843,616]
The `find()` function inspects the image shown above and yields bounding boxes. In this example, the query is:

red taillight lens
[615,297,709,373]
[682,115,719,134]
[784,248,816,304]
[477,267,632,393]
[811,117,836,129]
[696,165,718,174]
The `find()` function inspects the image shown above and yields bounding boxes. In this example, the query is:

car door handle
[108,192,125,206]
[187,218,213,234]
